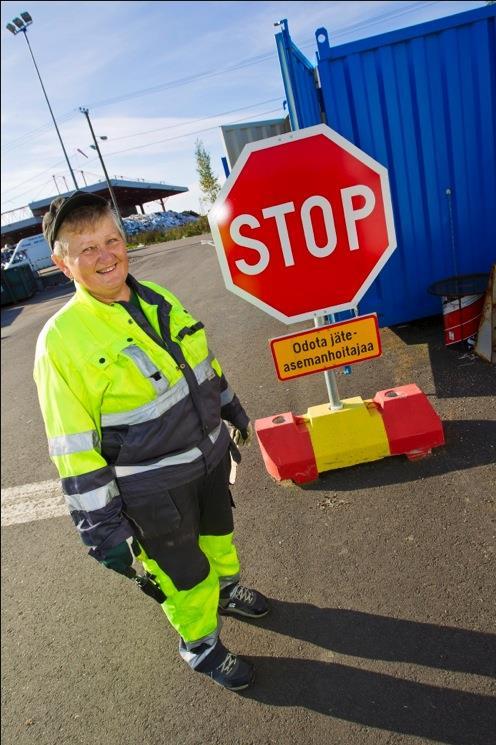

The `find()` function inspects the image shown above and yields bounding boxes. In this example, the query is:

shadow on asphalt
[302,419,496,491]
[34,281,74,301]
[0,306,23,327]
[391,316,495,398]
[0,279,75,319]
[254,602,496,676]
[242,602,496,744]
[243,657,495,744]
[1,282,74,323]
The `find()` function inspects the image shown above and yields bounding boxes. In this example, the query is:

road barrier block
[255,386,445,484]
[373,384,445,459]
[255,412,318,484]
[304,397,391,472]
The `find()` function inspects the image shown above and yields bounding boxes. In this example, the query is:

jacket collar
[73,274,170,317]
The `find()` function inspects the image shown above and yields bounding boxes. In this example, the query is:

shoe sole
[219,607,270,619]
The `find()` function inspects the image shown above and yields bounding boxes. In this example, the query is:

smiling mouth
[97,264,118,274]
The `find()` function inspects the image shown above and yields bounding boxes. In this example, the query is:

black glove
[98,537,139,577]
[90,538,166,603]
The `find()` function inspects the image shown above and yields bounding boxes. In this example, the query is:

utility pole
[79,107,122,226]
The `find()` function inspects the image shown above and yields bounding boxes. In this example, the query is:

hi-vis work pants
[131,450,240,650]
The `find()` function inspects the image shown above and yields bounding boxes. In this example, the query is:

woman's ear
[52,253,72,280]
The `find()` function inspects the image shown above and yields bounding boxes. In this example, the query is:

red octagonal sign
[209,124,396,324]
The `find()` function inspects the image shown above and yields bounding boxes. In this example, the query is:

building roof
[1,178,188,246]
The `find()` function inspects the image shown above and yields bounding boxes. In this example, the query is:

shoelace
[217,653,237,675]
[231,584,255,605]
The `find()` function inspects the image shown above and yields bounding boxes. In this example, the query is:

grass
[126,215,210,249]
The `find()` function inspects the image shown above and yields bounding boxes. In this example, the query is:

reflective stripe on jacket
[33,274,249,553]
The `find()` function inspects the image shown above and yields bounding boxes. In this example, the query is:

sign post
[314,314,342,410]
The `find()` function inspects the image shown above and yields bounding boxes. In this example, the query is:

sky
[1,0,486,218]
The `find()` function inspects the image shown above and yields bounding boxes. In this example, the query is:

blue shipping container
[276,6,496,327]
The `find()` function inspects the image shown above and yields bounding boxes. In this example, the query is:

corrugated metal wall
[275,19,322,130]
[221,117,290,169]
[277,6,496,327]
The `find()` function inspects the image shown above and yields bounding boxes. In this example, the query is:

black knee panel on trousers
[123,450,234,591]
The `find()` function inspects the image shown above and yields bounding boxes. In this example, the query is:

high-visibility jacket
[33,274,249,556]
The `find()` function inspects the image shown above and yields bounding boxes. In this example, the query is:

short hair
[42,190,124,256]
[51,205,124,257]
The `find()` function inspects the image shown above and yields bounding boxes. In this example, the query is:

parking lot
[1,235,495,745]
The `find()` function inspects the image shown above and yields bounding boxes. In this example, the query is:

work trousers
[132,449,240,646]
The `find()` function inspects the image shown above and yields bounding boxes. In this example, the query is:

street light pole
[6,12,79,191]
[79,107,122,225]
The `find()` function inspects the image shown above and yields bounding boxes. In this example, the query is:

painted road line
[1,479,67,526]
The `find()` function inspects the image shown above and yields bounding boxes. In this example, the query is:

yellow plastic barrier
[303,397,390,471]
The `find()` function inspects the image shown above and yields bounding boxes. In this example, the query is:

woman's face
[53,214,130,303]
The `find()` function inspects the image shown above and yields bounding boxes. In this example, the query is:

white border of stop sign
[209,123,396,324]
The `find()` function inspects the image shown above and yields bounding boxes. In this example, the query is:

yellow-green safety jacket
[33,274,249,557]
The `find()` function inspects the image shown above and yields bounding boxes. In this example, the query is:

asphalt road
[2,235,495,745]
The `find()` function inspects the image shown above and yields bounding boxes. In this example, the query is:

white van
[5,233,52,272]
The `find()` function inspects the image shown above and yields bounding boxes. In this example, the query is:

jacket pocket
[101,426,128,464]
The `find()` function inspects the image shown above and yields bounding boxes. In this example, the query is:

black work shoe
[195,640,254,691]
[219,582,270,618]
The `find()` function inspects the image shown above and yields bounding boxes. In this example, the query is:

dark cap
[43,190,109,251]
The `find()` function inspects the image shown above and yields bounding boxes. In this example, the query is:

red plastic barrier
[373,384,445,460]
[254,412,318,484]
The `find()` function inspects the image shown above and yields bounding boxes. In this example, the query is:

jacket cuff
[221,398,250,431]
[88,520,135,561]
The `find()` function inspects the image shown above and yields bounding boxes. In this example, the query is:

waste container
[1,278,15,307]
[0,264,37,305]
[428,274,489,346]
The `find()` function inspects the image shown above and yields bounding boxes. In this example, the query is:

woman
[34,190,268,691]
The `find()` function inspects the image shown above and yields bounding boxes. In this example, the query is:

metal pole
[314,314,343,410]
[276,19,342,409]
[22,30,78,190]
[79,107,123,227]
[52,175,60,194]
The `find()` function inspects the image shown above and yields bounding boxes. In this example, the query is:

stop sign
[209,124,396,324]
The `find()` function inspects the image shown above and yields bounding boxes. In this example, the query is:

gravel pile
[122,211,199,237]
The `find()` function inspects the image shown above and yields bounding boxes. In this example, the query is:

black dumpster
[1,264,37,306]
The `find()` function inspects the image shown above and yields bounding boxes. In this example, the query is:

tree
[194,139,221,214]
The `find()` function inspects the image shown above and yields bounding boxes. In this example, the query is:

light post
[79,107,122,226]
[6,11,79,190]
